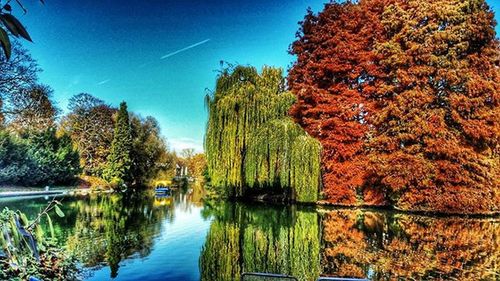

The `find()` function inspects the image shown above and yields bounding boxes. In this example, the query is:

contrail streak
[161,39,211,59]
[97,79,111,85]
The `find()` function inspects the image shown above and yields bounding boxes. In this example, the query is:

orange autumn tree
[368,0,500,213]
[288,0,389,205]
[289,0,499,213]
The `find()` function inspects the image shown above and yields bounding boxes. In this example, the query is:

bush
[0,129,81,186]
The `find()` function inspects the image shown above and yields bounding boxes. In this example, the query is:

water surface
[1,186,498,281]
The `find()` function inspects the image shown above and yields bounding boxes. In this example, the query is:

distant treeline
[0,43,172,187]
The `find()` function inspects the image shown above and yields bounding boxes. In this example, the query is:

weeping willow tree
[205,65,321,202]
[245,119,322,202]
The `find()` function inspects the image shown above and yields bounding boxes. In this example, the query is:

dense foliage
[0,129,80,186]
[129,114,170,186]
[103,102,133,186]
[245,118,322,202]
[289,0,499,213]
[205,66,321,202]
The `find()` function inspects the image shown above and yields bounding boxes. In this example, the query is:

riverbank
[0,185,116,198]
[0,190,71,198]
[0,186,78,197]
[317,199,500,217]
[4,185,498,217]
[234,192,500,216]
[0,175,118,198]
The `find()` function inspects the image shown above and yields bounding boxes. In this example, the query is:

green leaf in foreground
[45,213,55,239]
[54,205,64,217]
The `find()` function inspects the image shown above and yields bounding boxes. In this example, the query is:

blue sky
[12,0,500,152]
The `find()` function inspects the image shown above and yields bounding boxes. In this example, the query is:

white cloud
[64,74,82,90]
[168,137,204,153]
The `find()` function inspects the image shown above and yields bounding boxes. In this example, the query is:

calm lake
[0,185,498,281]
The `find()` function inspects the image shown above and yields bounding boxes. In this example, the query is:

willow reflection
[200,203,321,281]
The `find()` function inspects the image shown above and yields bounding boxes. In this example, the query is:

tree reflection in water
[4,189,496,280]
[200,202,321,281]
[321,210,499,280]
[200,205,499,281]
[66,193,173,278]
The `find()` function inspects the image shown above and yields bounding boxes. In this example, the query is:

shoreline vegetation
[203,65,498,216]
[204,66,322,203]
[209,192,500,217]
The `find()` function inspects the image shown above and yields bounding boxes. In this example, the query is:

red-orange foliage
[321,210,499,280]
[288,0,389,205]
[289,0,500,213]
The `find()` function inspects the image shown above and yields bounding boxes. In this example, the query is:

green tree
[205,65,321,202]
[103,102,132,187]
[129,114,169,186]
[0,130,33,184]
[25,128,81,185]
[0,128,80,186]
